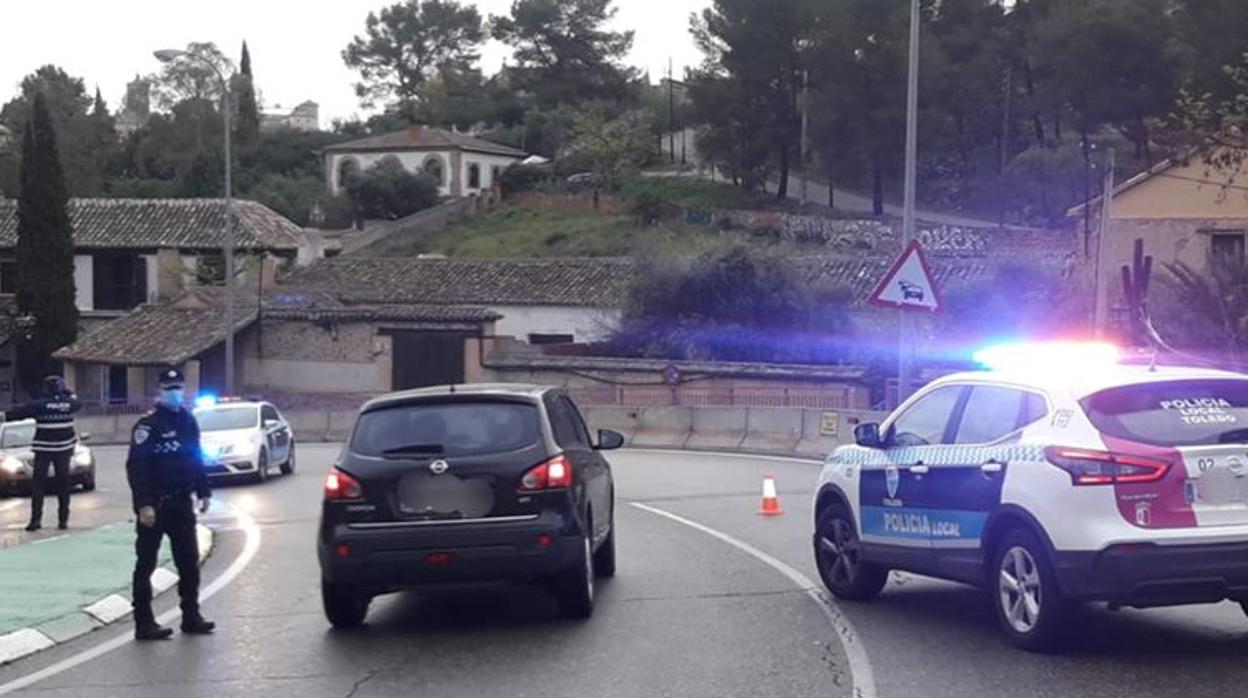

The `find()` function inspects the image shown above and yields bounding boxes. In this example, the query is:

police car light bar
[973,341,1121,372]
[195,394,219,409]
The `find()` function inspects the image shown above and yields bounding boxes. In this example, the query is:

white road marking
[0,504,261,696]
[631,502,876,698]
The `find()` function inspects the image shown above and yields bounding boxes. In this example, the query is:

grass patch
[417,204,638,258]
[619,177,785,211]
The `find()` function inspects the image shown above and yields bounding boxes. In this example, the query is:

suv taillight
[519,455,573,491]
[324,468,364,501]
[1044,447,1170,485]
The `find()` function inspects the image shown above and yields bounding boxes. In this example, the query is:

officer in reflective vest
[126,368,215,641]
[1,375,81,531]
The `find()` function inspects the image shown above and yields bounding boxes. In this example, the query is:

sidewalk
[0,522,212,665]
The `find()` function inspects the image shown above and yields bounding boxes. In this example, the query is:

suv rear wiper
[381,443,445,457]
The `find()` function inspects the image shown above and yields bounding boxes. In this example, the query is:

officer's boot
[134,608,172,641]
[181,612,216,635]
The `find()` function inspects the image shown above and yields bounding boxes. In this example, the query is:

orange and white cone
[758,473,783,516]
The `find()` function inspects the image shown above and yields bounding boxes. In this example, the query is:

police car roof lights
[194,394,219,409]
[973,341,1121,373]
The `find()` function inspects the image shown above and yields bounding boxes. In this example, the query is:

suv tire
[555,531,595,619]
[992,529,1079,652]
[322,582,369,628]
[814,504,888,601]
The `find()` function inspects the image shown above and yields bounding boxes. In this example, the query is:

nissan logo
[429,459,450,476]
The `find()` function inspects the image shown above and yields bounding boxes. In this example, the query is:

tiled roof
[54,301,260,366]
[283,257,634,308]
[0,198,305,251]
[54,288,501,365]
[323,126,527,158]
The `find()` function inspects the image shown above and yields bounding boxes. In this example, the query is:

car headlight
[2,457,24,474]
[73,450,92,467]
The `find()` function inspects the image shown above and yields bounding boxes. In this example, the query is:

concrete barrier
[327,411,359,442]
[632,407,694,449]
[288,411,331,443]
[741,408,803,454]
[583,407,643,445]
[685,407,747,452]
[77,415,119,445]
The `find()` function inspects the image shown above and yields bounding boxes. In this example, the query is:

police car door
[860,385,966,566]
[261,404,290,463]
[927,385,1047,582]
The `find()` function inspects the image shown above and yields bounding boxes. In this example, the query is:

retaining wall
[82,405,890,460]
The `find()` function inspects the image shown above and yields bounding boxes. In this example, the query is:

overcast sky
[1,0,709,126]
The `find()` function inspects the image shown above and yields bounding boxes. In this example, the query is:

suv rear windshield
[351,401,542,458]
[1081,379,1248,446]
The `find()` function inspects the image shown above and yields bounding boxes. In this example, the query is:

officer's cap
[158,367,185,390]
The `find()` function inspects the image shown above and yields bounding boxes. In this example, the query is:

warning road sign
[869,240,940,312]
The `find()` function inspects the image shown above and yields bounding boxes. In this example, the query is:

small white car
[0,420,96,496]
[194,399,296,483]
[813,343,1248,651]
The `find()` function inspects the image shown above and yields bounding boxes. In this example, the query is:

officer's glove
[197,496,211,515]
[138,506,157,528]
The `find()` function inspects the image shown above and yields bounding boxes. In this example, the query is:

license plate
[397,473,494,519]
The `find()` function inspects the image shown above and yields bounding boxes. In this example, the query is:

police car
[812,342,1248,651]
[194,398,296,483]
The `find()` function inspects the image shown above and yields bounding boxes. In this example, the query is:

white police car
[194,398,296,483]
[813,342,1248,651]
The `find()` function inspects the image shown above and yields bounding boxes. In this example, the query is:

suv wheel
[993,529,1078,652]
[814,505,888,601]
[322,582,369,628]
[254,450,269,484]
[82,467,96,492]
[555,531,595,619]
[280,442,296,476]
[592,510,616,578]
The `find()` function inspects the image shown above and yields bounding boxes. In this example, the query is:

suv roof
[928,364,1248,399]
[361,383,553,413]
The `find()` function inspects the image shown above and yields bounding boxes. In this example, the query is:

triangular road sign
[869,240,941,312]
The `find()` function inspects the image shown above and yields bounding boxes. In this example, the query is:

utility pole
[668,58,676,165]
[800,69,810,204]
[1094,148,1116,335]
[898,0,921,404]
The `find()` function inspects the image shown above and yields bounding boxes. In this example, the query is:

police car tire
[82,472,96,492]
[280,443,296,475]
[992,529,1077,652]
[322,582,369,629]
[814,505,888,601]
[254,450,269,484]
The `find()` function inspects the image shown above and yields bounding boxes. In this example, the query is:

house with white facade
[0,198,308,401]
[323,126,527,199]
[261,101,320,133]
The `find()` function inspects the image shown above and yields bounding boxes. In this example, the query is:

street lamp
[154,48,236,395]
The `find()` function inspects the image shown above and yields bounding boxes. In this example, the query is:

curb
[0,523,214,666]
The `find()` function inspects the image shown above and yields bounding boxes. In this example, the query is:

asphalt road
[1,445,1246,697]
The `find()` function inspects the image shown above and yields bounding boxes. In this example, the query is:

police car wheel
[280,443,296,476]
[254,450,269,484]
[322,582,369,629]
[82,470,96,492]
[993,529,1077,652]
[814,505,888,601]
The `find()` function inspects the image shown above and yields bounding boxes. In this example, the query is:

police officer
[1,375,81,531]
[126,368,215,641]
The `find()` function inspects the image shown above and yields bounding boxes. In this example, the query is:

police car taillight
[1044,447,1170,486]
[324,468,364,501]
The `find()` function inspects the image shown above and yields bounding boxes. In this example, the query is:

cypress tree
[15,92,78,395]
[235,41,261,142]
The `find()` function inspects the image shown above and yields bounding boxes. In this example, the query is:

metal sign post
[899,0,922,402]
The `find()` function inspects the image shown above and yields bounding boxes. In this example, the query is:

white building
[261,101,319,133]
[323,126,527,199]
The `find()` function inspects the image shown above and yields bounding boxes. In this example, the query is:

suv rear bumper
[319,511,584,589]
[1054,541,1248,607]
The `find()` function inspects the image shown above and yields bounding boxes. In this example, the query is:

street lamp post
[154,49,235,395]
[898,0,921,403]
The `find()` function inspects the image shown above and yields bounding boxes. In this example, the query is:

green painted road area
[0,523,168,635]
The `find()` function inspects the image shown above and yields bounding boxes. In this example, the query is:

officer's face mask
[160,389,185,407]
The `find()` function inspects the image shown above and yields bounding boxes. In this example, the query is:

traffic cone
[758,473,783,516]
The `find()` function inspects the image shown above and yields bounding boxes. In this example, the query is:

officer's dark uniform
[3,376,81,531]
[125,368,214,640]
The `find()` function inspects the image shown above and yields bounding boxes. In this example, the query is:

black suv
[318,384,623,627]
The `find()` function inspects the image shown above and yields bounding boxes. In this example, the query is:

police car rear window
[195,406,259,432]
[1081,380,1248,446]
[351,401,542,458]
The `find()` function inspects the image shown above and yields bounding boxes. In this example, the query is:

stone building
[323,126,526,199]
[260,101,319,133]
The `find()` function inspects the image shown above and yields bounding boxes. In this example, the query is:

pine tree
[235,41,261,142]
[15,92,78,395]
